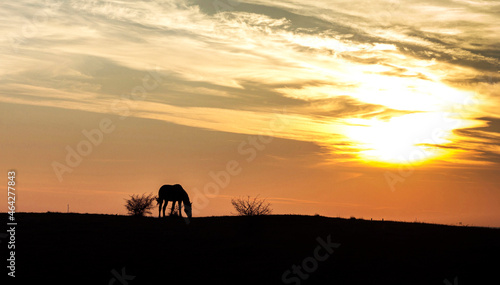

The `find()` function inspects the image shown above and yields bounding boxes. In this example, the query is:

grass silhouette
[3,213,499,284]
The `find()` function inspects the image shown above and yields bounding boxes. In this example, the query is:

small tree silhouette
[125,193,156,217]
[231,195,272,216]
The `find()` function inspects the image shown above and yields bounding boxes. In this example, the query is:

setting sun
[340,77,481,165]
[345,112,454,165]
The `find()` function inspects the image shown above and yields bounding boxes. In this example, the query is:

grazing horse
[157,184,192,218]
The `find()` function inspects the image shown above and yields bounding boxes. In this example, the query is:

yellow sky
[1,0,500,226]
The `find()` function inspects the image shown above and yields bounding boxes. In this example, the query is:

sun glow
[345,111,467,165]
[349,74,475,112]
[337,69,481,166]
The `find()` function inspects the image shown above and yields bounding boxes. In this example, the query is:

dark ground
[1,213,499,284]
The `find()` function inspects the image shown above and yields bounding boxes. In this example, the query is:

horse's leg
[178,201,183,217]
[158,200,163,218]
[162,201,168,218]
[170,201,176,216]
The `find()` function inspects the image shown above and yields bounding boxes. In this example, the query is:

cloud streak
[1,0,499,166]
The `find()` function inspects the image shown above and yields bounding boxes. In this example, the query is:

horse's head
[184,202,193,219]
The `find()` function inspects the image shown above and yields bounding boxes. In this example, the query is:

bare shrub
[125,193,156,217]
[231,195,272,216]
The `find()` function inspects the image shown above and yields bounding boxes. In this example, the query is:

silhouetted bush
[125,193,156,217]
[231,195,272,216]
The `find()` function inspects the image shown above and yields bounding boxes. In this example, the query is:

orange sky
[1,0,500,227]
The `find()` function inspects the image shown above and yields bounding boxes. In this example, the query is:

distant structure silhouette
[157,184,192,218]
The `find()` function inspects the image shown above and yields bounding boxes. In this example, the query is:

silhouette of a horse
[157,184,192,218]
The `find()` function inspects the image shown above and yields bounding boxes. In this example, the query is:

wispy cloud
[1,0,499,166]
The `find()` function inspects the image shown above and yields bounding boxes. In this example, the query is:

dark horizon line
[2,211,498,229]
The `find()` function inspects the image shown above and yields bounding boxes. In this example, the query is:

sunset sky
[1,0,500,226]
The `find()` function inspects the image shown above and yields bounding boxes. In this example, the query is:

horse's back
[158,184,186,200]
